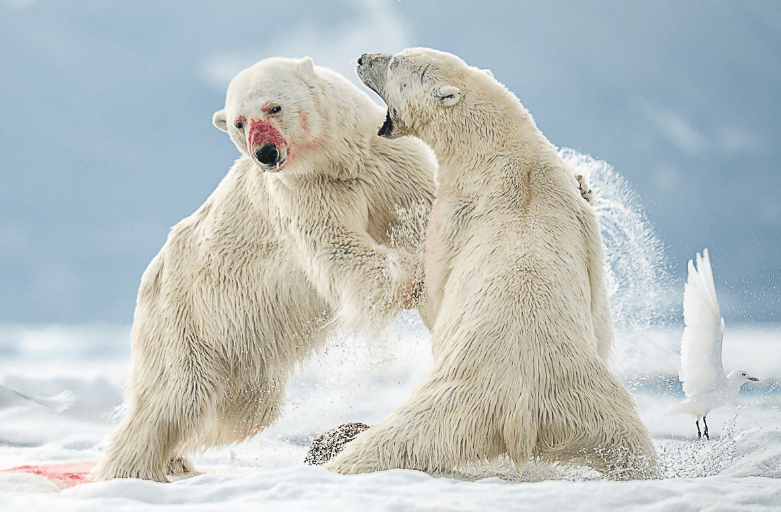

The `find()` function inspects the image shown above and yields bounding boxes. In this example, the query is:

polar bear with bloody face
[90,56,435,483]
[214,57,436,329]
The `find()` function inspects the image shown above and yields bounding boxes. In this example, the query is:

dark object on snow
[305,422,370,465]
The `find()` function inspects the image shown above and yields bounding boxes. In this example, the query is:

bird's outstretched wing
[679,249,725,397]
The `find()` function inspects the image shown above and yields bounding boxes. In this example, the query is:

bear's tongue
[377,109,393,137]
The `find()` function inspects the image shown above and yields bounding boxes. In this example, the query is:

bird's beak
[749,377,759,382]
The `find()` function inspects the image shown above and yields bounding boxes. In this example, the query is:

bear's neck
[426,102,554,191]
[264,148,359,188]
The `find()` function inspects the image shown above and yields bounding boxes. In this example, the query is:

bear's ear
[431,84,461,107]
[299,56,315,77]
[482,68,494,78]
[212,109,228,132]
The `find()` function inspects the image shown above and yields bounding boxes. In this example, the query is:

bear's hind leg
[327,373,507,475]
[215,375,288,446]
[91,364,221,482]
[564,393,657,479]
[91,399,189,482]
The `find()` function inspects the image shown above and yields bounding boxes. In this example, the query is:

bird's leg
[696,419,701,439]
[703,417,709,440]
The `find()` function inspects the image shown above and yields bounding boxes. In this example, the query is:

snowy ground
[0,316,779,511]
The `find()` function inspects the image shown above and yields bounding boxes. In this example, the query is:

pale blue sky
[0,0,779,324]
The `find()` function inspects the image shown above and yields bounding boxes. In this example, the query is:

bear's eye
[235,121,244,129]
[269,105,282,115]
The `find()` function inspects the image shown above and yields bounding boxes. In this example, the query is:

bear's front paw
[576,174,593,204]
[401,279,424,307]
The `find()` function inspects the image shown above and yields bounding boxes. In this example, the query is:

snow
[6,469,781,512]
[1,317,780,511]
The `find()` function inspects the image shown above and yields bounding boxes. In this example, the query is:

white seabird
[664,249,758,439]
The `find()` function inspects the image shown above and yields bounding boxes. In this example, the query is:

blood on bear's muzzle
[249,117,287,170]
[255,144,279,166]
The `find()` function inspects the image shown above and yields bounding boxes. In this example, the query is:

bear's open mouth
[378,109,393,137]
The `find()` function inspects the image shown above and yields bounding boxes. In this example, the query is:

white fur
[330,48,656,479]
[91,57,435,482]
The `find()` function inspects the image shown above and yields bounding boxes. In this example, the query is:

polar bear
[91,57,435,482]
[328,48,656,479]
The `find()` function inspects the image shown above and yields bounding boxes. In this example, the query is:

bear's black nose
[358,54,367,66]
[255,144,279,165]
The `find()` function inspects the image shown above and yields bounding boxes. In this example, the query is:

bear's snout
[248,117,287,169]
[255,144,279,166]
[356,53,392,104]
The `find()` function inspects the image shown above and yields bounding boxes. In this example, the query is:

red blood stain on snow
[249,118,286,150]
[1,460,97,489]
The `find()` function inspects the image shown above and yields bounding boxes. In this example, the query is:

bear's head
[213,57,322,173]
[356,48,507,150]
[355,49,468,140]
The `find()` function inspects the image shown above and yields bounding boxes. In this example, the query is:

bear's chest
[268,176,368,231]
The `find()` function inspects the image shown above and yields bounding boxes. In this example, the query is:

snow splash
[559,149,682,392]
[559,148,676,332]
[658,383,781,479]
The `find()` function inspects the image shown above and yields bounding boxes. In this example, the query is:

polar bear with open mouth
[327,48,656,479]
